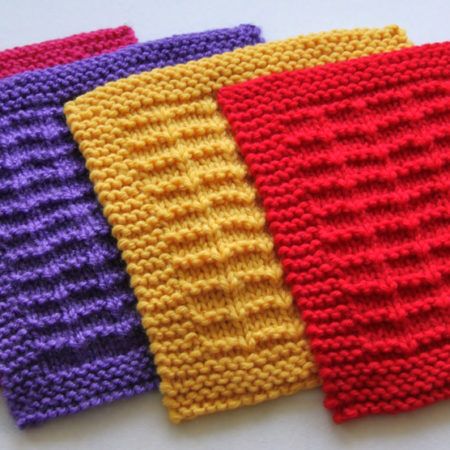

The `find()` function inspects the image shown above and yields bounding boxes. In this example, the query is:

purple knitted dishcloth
[0,24,263,428]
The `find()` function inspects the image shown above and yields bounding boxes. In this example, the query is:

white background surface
[0,1,449,449]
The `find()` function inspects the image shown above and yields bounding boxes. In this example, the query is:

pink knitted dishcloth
[0,26,137,78]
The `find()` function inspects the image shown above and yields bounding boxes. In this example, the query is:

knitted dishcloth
[0,24,261,428]
[0,27,137,391]
[0,26,137,79]
[64,25,410,423]
[218,42,450,422]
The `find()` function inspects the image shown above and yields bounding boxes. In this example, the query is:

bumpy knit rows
[0,27,137,393]
[64,25,409,423]
[218,42,450,422]
[0,26,137,79]
[0,24,260,428]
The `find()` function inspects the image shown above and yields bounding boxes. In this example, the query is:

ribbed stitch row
[218,42,450,422]
[0,24,261,427]
[64,25,409,423]
[0,26,137,79]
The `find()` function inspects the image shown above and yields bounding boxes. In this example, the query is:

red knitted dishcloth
[218,42,450,422]
[0,26,136,78]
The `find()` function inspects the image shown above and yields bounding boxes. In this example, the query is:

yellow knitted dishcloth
[65,25,411,423]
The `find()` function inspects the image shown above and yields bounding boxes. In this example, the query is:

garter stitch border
[218,42,450,422]
[65,25,410,423]
[0,24,260,428]
[0,26,137,79]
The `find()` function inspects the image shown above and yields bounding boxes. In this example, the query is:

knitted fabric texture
[64,25,409,423]
[218,42,450,422]
[0,26,136,392]
[0,24,260,428]
[0,26,137,79]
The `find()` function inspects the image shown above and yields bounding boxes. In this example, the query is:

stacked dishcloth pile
[0,24,262,427]
[64,24,415,424]
[0,21,448,430]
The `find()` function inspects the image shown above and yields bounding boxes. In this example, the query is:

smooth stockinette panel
[65,25,409,422]
[0,25,260,428]
[0,26,137,79]
[218,42,450,422]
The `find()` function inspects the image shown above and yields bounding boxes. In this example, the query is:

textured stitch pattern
[218,42,450,422]
[0,26,137,391]
[0,26,137,79]
[64,25,409,423]
[0,24,260,428]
